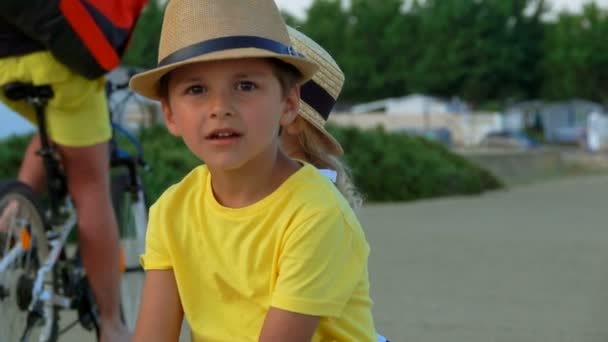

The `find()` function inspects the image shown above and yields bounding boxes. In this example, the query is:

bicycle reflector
[19,227,32,251]
[119,247,126,273]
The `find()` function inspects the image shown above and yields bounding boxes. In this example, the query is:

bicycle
[0,75,149,341]
[106,72,151,330]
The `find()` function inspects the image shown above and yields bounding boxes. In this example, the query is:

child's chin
[203,158,246,172]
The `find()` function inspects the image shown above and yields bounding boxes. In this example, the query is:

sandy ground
[364,174,608,341]
[50,174,608,341]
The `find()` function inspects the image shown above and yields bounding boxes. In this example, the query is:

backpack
[0,0,148,79]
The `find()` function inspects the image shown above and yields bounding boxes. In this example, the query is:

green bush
[0,124,502,204]
[137,125,200,203]
[0,134,31,179]
[327,124,502,202]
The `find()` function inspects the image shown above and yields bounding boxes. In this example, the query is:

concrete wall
[458,149,565,185]
[456,147,608,185]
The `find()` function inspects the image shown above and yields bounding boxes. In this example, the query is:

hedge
[327,124,502,202]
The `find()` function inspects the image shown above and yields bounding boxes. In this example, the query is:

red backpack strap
[59,0,119,71]
[82,0,148,29]
[59,0,147,72]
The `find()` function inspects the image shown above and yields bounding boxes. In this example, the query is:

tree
[407,0,546,105]
[298,0,413,103]
[121,0,608,106]
[296,0,548,106]
[122,0,165,69]
[345,0,415,102]
[542,3,608,104]
[298,1,352,97]
[281,11,302,27]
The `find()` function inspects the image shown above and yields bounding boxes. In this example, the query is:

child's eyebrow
[178,77,203,83]
[170,76,203,86]
[233,71,269,78]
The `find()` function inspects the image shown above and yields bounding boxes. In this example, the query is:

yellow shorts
[0,51,111,147]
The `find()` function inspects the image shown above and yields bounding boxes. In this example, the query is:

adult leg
[57,141,130,342]
[17,133,46,193]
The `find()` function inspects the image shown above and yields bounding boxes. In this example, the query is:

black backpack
[0,0,148,79]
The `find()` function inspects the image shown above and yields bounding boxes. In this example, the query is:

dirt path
[58,174,608,341]
[364,174,608,341]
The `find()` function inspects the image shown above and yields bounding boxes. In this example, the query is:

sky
[0,103,34,138]
[275,0,608,19]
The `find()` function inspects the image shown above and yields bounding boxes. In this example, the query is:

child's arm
[133,270,184,342]
[266,209,370,341]
[258,307,320,342]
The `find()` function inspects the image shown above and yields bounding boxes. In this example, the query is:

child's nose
[208,90,234,118]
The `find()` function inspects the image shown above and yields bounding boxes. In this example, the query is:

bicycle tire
[0,180,58,342]
[111,173,148,330]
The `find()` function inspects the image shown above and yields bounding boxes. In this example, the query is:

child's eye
[185,85,205,95]
[235,81,257,91]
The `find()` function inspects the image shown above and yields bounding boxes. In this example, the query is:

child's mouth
[206,129,243,140]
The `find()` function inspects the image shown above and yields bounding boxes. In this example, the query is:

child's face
[161,58,299,171]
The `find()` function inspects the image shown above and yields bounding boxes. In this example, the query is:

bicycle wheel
[0,180,57,342]
[111,173,148,330]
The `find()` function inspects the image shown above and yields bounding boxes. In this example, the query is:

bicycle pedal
[78,310,96,331]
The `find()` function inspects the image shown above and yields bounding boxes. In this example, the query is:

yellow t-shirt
[141,163,376,341]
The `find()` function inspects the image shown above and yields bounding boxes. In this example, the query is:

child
[281,26,363,210]
[129,0,376,341]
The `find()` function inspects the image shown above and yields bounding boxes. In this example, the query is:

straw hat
[288,26,345,156]
[129,0,318,100]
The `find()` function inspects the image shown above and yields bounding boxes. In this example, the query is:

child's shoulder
[286,164,366,246]
[152,164,209,209]
[288,163,352,212]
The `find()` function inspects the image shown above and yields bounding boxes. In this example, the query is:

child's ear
[280,85,300,126]
[161,98,180,136]
[285,116,303,135]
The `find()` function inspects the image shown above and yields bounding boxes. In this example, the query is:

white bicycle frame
[132,189,147,255]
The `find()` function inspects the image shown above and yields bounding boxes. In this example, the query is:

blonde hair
[288,117,364,210]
